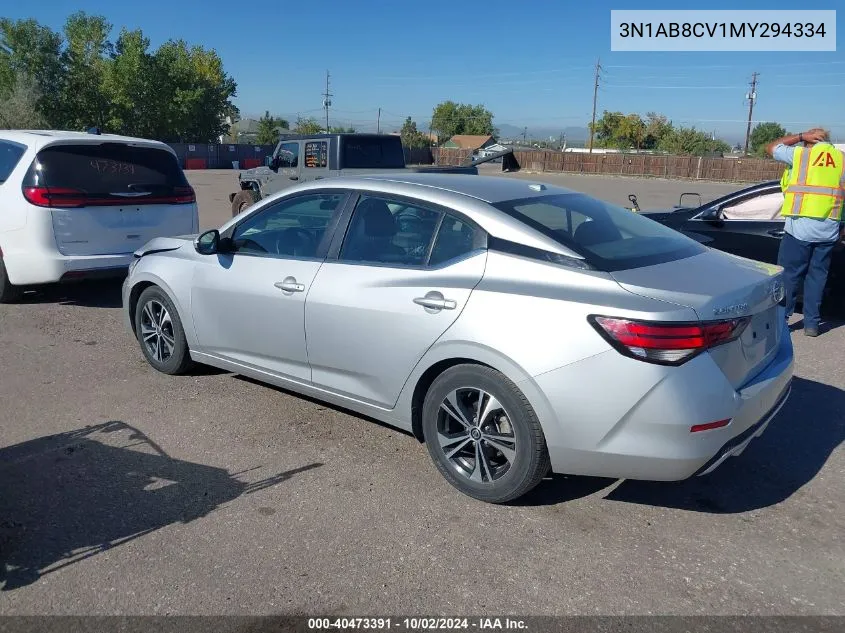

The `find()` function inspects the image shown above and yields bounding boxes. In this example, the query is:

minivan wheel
[0,258,22,304]
[134,286,194,375]
[421,364,551,504]
[231,190,257,217]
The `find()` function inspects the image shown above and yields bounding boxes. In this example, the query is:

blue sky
[7,0,844,141]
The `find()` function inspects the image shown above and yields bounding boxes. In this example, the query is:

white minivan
[0,130,199,302]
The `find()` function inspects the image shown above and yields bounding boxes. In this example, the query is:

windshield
[492,193,705,271]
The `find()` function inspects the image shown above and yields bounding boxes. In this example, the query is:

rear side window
[304,141,327,168]
[492,193,705,271]
[0,141,26,184]
[340,137,405,169]
[23,143,189,198]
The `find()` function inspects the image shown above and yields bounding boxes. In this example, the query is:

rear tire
[231,189,258,217]
[134,286,194,375]
[0,258,22,304]
[421,364,551,504]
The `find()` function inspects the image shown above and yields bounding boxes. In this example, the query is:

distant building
[442,134,497,152]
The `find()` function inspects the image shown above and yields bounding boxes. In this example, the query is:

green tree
[0,18,64,125]
[400,117,430,148]
[329,125,355,133]
[293,116,322,135]
[430,101,495,143]
[589,110,625,148]
[749,122,787,156]
[58,11,113,129]
[256,110,290,145]
[0,71,47,129]
[658,126,731,156]
[643,112,672,149]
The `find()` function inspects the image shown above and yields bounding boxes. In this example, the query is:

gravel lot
[0,169,843,616]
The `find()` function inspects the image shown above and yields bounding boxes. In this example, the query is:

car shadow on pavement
[17,280,124,308]
[0,421,321,591]
[602,376,844,513]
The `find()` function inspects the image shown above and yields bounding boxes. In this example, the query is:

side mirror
[701,207,724,223]
[269,156,280,172]
[194,229,220,255]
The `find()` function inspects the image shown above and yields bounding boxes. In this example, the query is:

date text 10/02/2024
[307,617,528,630]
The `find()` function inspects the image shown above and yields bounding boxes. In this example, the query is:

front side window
[276,142,299,169]
[340,195,441,266]
[720,191,784,221]
[304,141,328,168]
[492,193,705,271]
[232,192,345,258]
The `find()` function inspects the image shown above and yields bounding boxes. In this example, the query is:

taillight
[22,185,196,207]
[589,315,750,365]
[23,186,88,208]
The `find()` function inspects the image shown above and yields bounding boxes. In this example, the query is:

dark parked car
[629,181,845,313]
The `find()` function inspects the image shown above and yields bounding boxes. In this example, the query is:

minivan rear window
[492,193,705,271]
[24,143,190,203]
[340,137,405,169]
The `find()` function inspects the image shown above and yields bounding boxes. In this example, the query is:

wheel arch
[126,272,197,348]
[401,341,547,443]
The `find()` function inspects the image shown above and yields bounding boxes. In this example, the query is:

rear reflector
[23,186,196,208]
[589,315,750,365]
[690,419,731,433]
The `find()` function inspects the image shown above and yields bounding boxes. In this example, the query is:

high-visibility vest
[780,143,845,221]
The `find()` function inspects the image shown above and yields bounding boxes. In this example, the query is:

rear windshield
[0,141,26,184]
[492,193,705,271]
[26,143,189,197]
[340,137,405,169]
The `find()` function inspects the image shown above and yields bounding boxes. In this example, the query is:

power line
[588,57,602,154]
[744,72,759,155]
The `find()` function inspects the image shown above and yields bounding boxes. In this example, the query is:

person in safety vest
[766,128,845,337]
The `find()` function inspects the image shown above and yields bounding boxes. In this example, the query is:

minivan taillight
[589,315,750,365]
[22,185,196,207]
[23,186,88,208]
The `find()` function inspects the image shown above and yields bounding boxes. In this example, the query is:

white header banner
[611,10,836,52]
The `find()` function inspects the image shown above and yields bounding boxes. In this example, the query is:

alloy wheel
[139,299,175,364]
[436,387,517,483]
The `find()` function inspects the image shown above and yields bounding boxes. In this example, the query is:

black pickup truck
[229,133,516,215]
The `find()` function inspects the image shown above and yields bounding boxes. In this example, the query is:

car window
[22,143,189,202]
[232,193,344,258]
[492,193,705,272]
[304,141,328,168]
[339,195,441,266]
[340,137,405,169]
[721,191,784,221]
[277,142,299,168]
[429,215,478,266]
[0,141,26,184]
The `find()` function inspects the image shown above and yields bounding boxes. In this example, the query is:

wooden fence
[431,148,784,183]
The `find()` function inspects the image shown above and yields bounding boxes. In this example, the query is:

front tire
[0,258,22,304]
[421,364,551,504]
[134,286,194,375]
[231,189,257,217]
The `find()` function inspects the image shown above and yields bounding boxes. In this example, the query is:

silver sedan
[122,173,794,503]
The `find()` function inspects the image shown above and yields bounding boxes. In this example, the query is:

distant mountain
[495,123,589,142]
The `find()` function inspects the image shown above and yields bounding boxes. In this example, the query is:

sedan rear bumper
[528,318,794,482]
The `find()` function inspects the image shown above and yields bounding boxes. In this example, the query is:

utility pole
[522,127,527,144]
[377,108,381,134]
[322,70,333,133]
[743,72,758,155]
[588,57,602,154]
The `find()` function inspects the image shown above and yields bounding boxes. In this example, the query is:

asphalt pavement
[0,171,843,616]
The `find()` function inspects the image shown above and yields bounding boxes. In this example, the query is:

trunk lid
[24,141,197,256]
[611,249,785,388]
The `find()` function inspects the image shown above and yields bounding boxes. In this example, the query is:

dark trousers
[777,232,836,329]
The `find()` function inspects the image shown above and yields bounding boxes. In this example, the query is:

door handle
[768,229,785,238]
[289,176,299,181]
[275,277,305,293]
[414,296,456,311]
